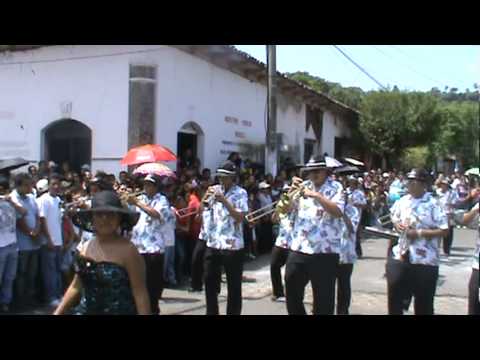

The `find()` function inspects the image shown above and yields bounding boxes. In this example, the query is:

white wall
[321,111,352,156]
[0,45,169,174]
[0,45,353,176]
[154,47,311,172]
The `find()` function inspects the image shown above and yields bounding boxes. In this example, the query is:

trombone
[245,179,309,223]
[244,201,279,223]
[175,206,199,219]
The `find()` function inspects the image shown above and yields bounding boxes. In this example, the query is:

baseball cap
[258,181,271,190]
[36,179,49,193]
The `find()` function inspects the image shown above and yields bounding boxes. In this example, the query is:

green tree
[359,91,443,167]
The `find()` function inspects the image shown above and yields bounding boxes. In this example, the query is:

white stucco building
[0,45,360,175]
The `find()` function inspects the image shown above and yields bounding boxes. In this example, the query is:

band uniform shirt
[0,199,21,248]
[467,203,479,270]
[274,212,294,249]
[347,188,367,220]
[10,190,40,251]
[340,203,361,264]
[435,189,458,226]
[290,179,345,255]
[203,185,248,251]
[348,188,367,208]
[163,206,176,248]
[76,199,94,251]
[131,193,174,254]
[37,192,63,247]
[390,193,449,266]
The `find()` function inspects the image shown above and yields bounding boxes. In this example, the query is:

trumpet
[202,185,223,208]
[62,196,91,209]
[118,190,146,203]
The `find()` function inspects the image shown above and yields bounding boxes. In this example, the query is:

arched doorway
[42,119,92,173]
[177,122,204,169]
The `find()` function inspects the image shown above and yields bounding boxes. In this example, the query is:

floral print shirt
[290,179,345,255]
[390,192,449,266]
[340,203,361,264]
[468,203,479,270]
[274,212,294,249]
[202,185,249,251]
[130,193,175,254]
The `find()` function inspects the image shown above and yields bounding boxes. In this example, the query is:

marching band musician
[346,176,367,258]
[387,168,449,315]
[198,161,248,315]
[269,184,293,302]
[336,186,361,315]
[457,202,479,315]
[285,155,345,315]
[435,179,458,256]
[128,174,175,315]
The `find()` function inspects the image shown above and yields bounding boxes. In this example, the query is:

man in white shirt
[10,173,41,310]
[37,175,64,307]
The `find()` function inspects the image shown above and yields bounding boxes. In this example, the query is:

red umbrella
[121,144,177,166]
[133,162,176,178]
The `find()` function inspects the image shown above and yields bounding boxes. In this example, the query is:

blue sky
[234,45,480,92]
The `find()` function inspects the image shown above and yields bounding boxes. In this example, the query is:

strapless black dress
[70,254,137,315]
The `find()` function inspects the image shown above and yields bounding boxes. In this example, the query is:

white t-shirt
[37,193,63,247]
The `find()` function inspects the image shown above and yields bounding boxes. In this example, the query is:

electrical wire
[372,45,445,88]
[332,45,387,90]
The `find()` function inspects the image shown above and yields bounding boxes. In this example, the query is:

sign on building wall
[220,115,264,163]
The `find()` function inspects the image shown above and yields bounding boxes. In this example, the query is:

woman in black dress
[54,191,151,315]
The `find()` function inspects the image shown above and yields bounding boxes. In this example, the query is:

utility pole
[265,45,278,177]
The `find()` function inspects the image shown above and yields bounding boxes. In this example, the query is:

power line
[332,45,387,90]
[0,46,166,66]
[388,45,468,88]
[372,45,445,88]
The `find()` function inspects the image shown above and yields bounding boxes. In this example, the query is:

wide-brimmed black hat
[214,161,238,177]
[72,191,140,233]
[301,155,328,172]
[406,168,428,182]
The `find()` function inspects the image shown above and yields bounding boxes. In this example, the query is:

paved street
[158,228,476,315]
[15,228,476,316]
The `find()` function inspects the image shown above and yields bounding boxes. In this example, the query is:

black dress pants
[386,258,439,315]
[270,246,289,298]
[204,247,244,315]
[468,268,479,315]
[442,226,454,255]
[142,253,164,315]
[190,240,207,290]
[285,251,339,315]
[336,263,354,315]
